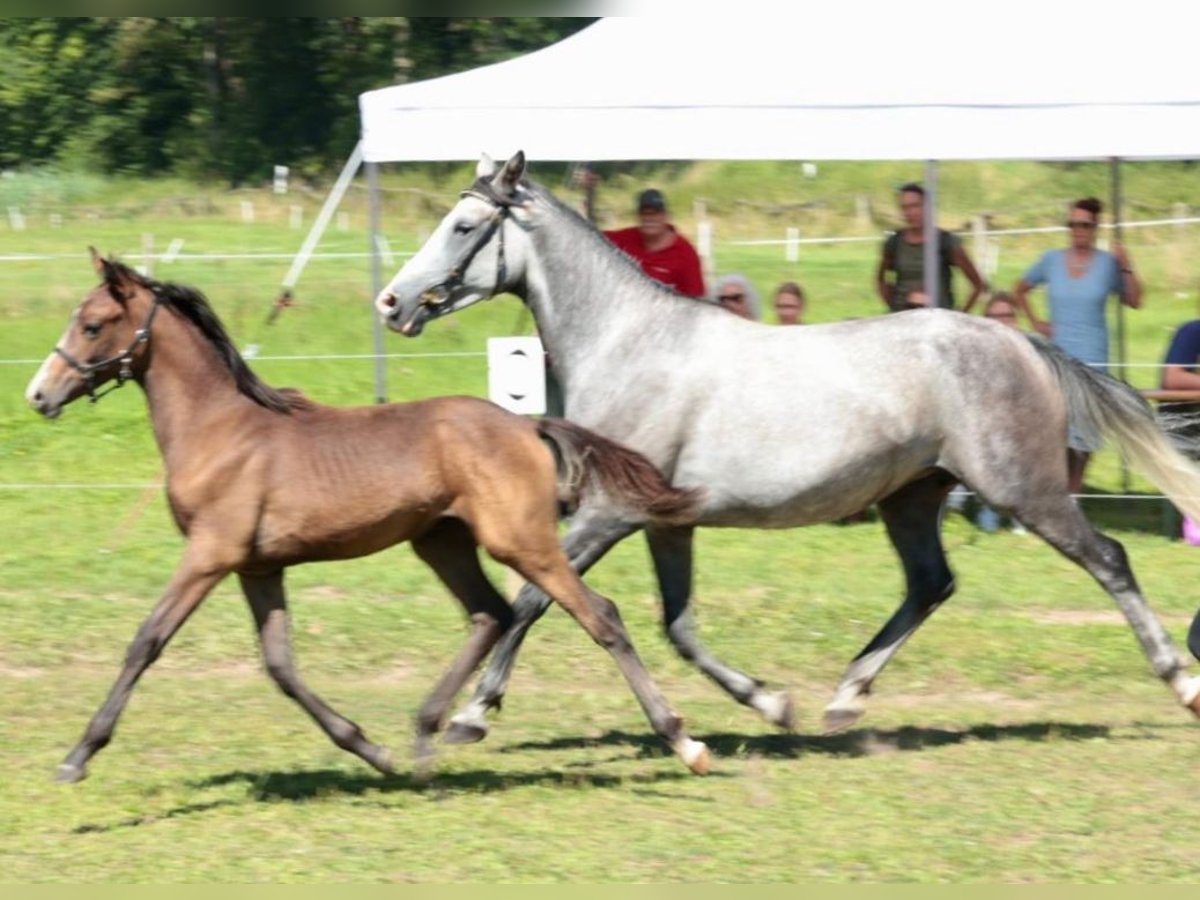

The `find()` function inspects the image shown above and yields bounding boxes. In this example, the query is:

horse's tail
[1027,335,1200,659]
[536,418,704,525]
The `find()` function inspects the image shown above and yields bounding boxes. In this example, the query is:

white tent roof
[360,7,1200,163]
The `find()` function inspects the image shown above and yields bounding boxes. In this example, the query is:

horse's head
[26,249,160,418]
[376,151,532,337]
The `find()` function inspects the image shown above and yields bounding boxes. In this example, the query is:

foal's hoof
[368,747,395,777]
[751,689,796,731]
[677,738,711,776]
[822,703,865,735]
[412,755,435,785]
[444,713,490,745]
[55,762,87,784]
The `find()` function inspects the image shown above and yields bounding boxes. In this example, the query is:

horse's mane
[109,259,313,414]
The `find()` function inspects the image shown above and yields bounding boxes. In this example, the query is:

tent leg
[923,159,939,308]
[368,160,388,405]
[1111,156,1129,493]
[280,142,364,294]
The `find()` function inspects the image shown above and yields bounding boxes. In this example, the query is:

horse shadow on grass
[70,765,704,834]
[68,720,1147,833]
[190,763,707,802]
[500,720,1120,760]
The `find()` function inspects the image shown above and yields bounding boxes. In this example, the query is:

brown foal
[25,252,710,782]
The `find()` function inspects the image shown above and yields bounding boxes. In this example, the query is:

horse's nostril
[381,293,397,310]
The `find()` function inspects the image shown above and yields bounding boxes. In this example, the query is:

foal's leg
[408,519,514,775]
[240,571,394,775]
[1020,496,1200,714]
[477,516,707,773]
[824,472,957,733]
[645,524,794,729]
[57,551,227,783]
[444,508,638,744]
[510,556,708,774]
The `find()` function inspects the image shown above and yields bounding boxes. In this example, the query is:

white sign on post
[487,336,546,415]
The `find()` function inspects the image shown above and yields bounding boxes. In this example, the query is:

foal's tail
[536,418,704,525]
[1028,335,1200,659]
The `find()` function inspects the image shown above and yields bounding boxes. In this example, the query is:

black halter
[54,292,163,403]
[420,178,520,309]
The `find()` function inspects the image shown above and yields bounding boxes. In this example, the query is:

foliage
[0,17,594,183]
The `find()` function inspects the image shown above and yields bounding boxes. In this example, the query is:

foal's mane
[108,259,313,414]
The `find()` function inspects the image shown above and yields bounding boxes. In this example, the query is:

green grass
[5,165,1200,882]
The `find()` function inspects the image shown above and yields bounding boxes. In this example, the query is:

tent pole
[1111,156,1130,492]
[367,160,388,404]
[923,159,939,308]
[280,142,363,297]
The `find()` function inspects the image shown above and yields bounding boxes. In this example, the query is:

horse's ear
[97,254,135,302]
[89,246,104,275]
[495,150,527,197]
[476,153,498,180]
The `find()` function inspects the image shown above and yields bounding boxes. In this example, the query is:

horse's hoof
[751,689,795,731]
[444,714,489,745]
[822,704,865,735]
[412,754,435,785]
[1172,673,1200,716]
[677,738,711,775]
[55,762,87,784]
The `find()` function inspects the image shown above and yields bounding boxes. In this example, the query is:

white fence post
[785,226,800,263]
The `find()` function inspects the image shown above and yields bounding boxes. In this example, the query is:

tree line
[0,17,593,184]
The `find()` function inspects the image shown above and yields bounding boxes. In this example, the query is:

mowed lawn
[3,183,1200,881]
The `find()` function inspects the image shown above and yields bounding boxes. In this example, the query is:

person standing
[603,188,706,298]
[772,281,805,324]
[1012,197,1143,493]
[875,182,987,313]
[712,274,761,320]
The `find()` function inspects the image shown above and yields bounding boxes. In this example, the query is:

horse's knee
[483,606,515,634]
[263,660,300,700]
[664,616,701,662]
[582,592,632,651]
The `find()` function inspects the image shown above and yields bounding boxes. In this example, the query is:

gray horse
[377,151,1200,744]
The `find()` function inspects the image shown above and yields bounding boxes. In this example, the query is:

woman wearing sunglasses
[1012,196,1143,493]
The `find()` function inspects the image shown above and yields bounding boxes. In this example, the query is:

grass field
[4,163,1200,882]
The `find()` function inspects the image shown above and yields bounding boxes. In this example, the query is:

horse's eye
[82,323,101,338]
[453,222,475,235]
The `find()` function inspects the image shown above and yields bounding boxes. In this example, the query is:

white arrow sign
[487,336,546,415]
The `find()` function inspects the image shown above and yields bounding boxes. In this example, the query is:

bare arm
[1112,241,1143,309]
[1012,279,1052,337]
[953,244,988,314]
[1162,366,1200,391]
[875,253,895,308]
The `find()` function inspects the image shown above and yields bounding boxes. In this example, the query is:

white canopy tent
[359,10,1200,163]
[339,7,1200,401]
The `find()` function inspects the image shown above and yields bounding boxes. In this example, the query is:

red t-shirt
[603,226,706,298]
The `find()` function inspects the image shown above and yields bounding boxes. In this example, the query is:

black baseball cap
[637,188,667,212]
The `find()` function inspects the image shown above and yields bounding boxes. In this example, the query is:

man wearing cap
[602,188,706,298]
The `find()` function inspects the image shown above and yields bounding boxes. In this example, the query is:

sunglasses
[1067,220,1097,230]
[718,293,745,303]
